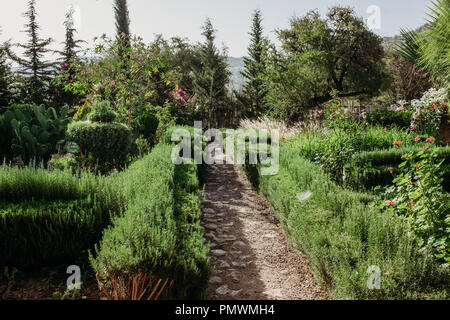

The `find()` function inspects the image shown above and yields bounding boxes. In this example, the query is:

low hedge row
[0,197,107,268]
[344,147,450,191]
[242,143,448,299]
[0,166,112,269]
[90,140,210,300]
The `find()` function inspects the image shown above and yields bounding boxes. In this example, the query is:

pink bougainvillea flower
[393,141,403,147]
[414,137,421,142]
[176,89,189,104]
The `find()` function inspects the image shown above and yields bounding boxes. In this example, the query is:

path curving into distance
[201,148,325,300]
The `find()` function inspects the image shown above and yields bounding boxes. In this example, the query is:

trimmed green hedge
[0,166,112,269]
[0,198,107,268]
[242,143,448,299]
[66,121,132,168]
[367,109,412,129]
[344,146,450,191]
[90,138,210,299]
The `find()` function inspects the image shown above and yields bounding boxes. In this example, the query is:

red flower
[425,137,435,144]
[387,201,395,206]
[388,167,394,174]
[433,103,438,110]
[423,146,427,151]
[393,141,403,147]
[416,165,422,169]
[414,137,421,142]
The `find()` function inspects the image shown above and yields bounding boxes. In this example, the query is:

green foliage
[240,10,269,116]
[87,100,118,123]
[0,164,112,269]
[66,121,132,170]
[5,0,56,104]
[90,142,210,299]
[135,112,159,140]
[367,109,412,129]
[192,18,231,127]
[419,0,450,87]
[47,153,78,173]
[0,197,108,269]
[4,105,71,163]
[73,102,92,121]
[265,6,388,121]
[243,141,448,299]
[378,140,450,262]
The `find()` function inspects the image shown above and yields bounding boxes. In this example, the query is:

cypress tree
[7,0,56,104]
[241,9,268,116]
[114,0,131,50]
[192,18,230,128]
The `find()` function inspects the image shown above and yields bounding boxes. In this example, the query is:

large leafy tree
[240,9,269,117]
[192,18,230,128]
[6,0,56,104]
[265,6,388,120]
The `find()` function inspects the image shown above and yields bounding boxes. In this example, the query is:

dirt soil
[201,149,326,300]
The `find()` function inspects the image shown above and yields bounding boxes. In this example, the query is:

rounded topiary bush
[87,101,118,123]
[66,121,132,168]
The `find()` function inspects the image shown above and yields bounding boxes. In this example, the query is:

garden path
[201,147,325,300]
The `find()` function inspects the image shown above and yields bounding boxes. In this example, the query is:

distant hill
[227,56,246,91]
[382,24,428,50]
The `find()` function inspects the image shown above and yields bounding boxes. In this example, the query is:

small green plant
[378,137,450,262]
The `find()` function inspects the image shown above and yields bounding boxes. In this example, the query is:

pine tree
[59,6,84,68]
[6,0,56,104]
[55,6,85,106]
[241,9,268,116]
[0,28,12,109]
[114,0,131,50]
[192,18,230,128]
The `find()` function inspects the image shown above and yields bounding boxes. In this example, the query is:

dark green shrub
[87,101,117,123]
[367,109,412,129]
[241,141,448,299]
[344,147,450,191]
[0,197,109,269]
[0,114,12,159]
[66,121,132,169]
[0,165,113,269]
[135,113,159,140]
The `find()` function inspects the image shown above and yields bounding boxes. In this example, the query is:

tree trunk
[437,108,450,145]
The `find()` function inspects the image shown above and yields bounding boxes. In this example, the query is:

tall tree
[192,18,230,128]
[6,0,56,104]
[54,5,85,106]
[114,0,131,50]
[241,9,268,117]
[265,7,388,120]
[59,6,84,68]
[0,27,12,109]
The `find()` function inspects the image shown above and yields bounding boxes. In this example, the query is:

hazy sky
[0,0,432,58]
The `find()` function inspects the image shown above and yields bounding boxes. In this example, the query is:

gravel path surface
[201,150,325,300]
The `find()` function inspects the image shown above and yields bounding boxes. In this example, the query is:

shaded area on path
[201,149,325,300]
